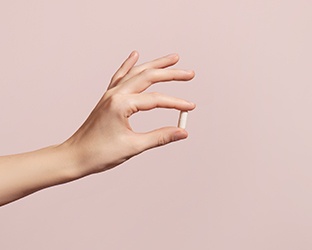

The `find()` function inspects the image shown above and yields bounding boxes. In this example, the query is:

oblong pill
[178,111,188,129]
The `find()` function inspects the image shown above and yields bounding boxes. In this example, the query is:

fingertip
[165,53,180,65]
[182,70,195,80]
[189,102,196,110]
[188,70,195,79]
[166,53,179,59]
[182,102,196,111]
[130,50,139,58]
[174,54,180,64]
[139,126,189,150]
[183,99,196,110]
[173,53,180,61]
[128,50,139,66]
[173,128,188,141]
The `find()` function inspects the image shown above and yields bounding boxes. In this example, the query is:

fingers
[136,53,179,70]
[126,92,195,116]
[120,68,195,94]
[108,51,139,90]
[126,92,195,151]
[135,127,188,151]
[119,53,180,83]
[108,52,193,94]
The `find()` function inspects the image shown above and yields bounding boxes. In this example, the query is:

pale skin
[0,51,196,206]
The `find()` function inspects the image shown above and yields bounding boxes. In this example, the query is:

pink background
[1,1,312,249]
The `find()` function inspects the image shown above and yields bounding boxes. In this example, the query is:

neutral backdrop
[1,1,311,249]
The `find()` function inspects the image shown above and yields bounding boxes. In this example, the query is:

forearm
[0,144,78,206]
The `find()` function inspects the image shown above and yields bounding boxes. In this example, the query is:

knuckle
[142,68,155,80]
[107,93,135,116]
[126,99,138,116]
[131,136,144,154]
[128,67,139,75]
[157,133,168,146]
[107,93,124,110]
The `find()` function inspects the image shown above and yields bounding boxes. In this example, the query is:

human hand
[63,51,196,178]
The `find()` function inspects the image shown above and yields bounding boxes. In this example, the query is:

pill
[178,111,188,129]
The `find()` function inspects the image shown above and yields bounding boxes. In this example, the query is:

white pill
[178,111,188,129]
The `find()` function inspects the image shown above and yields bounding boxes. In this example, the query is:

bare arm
[0,51,195,206]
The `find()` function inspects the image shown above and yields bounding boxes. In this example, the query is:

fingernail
[166,53,178,58]
[129,51,137,57]
[184,99,195,106]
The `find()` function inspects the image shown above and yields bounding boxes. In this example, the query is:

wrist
[55,141,86,181]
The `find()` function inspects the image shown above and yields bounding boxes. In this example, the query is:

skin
[0,51,196,206]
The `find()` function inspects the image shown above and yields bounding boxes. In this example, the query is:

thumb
[137,127,189,151]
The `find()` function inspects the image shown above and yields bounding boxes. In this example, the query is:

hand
[63,51,196,177]
[0,51,195,206]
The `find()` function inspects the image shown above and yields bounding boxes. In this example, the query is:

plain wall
[0,1,312,249]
